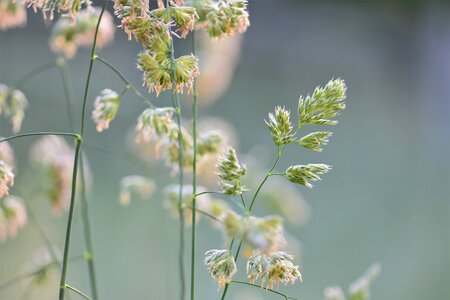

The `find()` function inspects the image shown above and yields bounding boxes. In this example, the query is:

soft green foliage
[216,147,248,195]
[285,164,331,188]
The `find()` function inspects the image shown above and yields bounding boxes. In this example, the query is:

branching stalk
[95,56,154,107]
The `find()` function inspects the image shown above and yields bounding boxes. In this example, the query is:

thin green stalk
[221,147,283,300]
[249,146,282,211]
[190,24,198,300]
[58,139,82,300]
[80,154,98,300]
[95,56,154,107]
[58,1,107,298]
[229,280,297,300]
[165,1,186,299]
[185,205,223,224]
[59,55,97,299]
[0,132,80,143]
[12,61,57,89]
[65,284,92,300]
[194,191,223,197]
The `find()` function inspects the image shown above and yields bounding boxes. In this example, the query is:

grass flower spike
[247,251,302,289]
[285,164,331,188]
[92,89,121,132]
[135,107,176,142]
[204,249,237,288]
[266,106,295,147]
[298,131,333,152]
[298,78,347,127]
[216,147,247,195]
[197,0,250,39]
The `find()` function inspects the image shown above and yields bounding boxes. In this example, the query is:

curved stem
[0,132,80,143]
[249,146,282,211]
[194,191,223,197]
[12,61,57,88]
[95,56,154,107]
[185,205,222,224]
[190,24,198,300]
[59,1,107,298]
[58,139,82,300]
[229,280,297,300]
[65,284,92,300]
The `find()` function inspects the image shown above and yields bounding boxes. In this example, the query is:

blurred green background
[1,0,450,299]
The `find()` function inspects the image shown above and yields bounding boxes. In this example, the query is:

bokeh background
[1,0,450,299]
